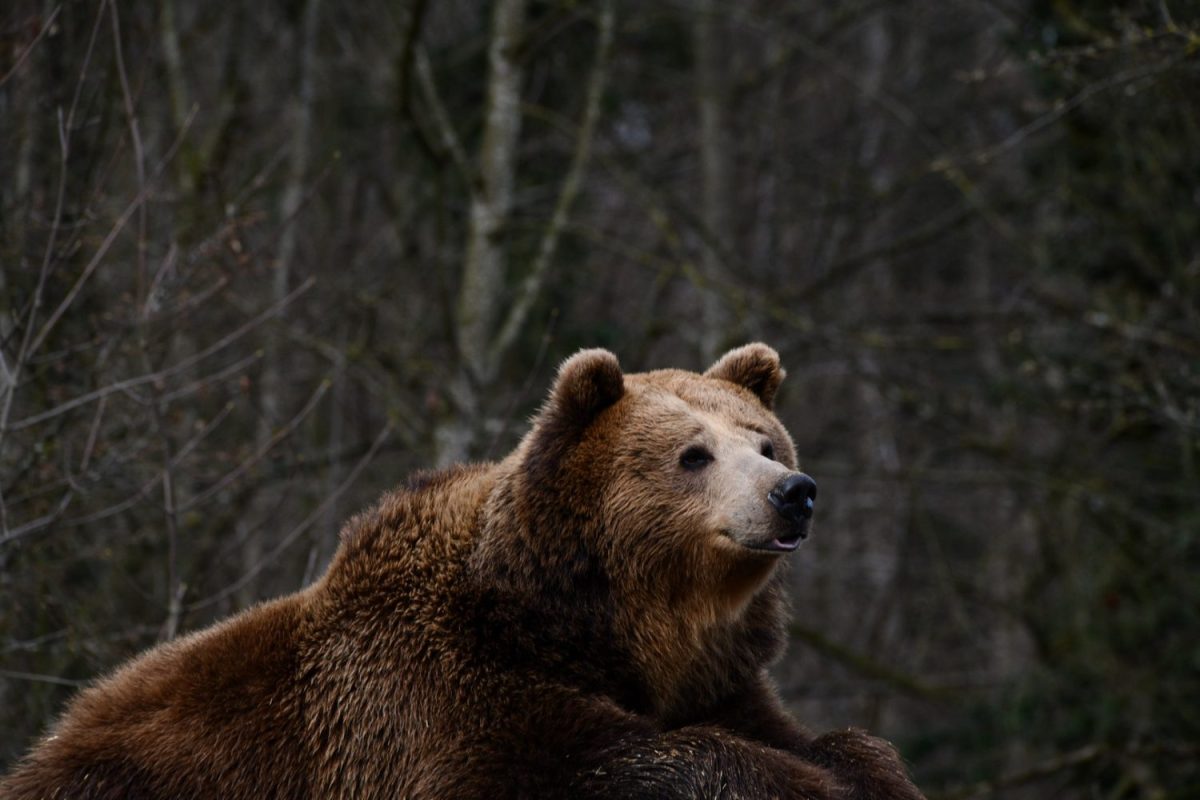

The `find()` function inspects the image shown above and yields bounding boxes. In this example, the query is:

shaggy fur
[2,343,925,799]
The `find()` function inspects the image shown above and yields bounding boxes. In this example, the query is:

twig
[79,394,107,473]
[110,1,149,301]
[111,0,187,643]
[937,744,1105,800]
[219,295,424,445]
[6,278,313,432]
[156,351,262,404]
[951,52,1192,169]
[693,0,734,359]
[0,668,86,688]
[523,101,743,307]
[1,629,68,654]
[726,5,944,154]
[394,0,429,108]
[787,203,975,303]
[23,102,199,363]
[0,5,63,88]
[483,307,558,461]
[186,422,393,611]
[157,433,182,641]
[0,490,76,546]
[56,402,236,530]
[414,46,477,192]
[159,0,189,133]
[143,244,180,319]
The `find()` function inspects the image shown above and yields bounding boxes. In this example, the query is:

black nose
[769,473,817,523]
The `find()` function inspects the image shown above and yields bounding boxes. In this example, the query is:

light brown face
[603,371,815,569]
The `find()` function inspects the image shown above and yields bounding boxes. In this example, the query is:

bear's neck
[609,566,788,719]
[465,470,651,711]
[467,463,786,718]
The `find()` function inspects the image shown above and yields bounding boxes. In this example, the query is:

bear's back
[297,463,511,795]
[2,592,314,799]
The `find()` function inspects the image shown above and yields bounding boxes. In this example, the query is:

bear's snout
[768,473,817,528]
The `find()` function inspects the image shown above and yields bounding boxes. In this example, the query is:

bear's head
[473,343,814,713]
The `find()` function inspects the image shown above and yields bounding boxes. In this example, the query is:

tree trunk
[693,0,733,363]
[436,0,528,466]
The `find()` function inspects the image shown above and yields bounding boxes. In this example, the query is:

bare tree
[436,0,614,464]
[435,0,530,465]
[4,2,1199,794]
[239,0,323,608]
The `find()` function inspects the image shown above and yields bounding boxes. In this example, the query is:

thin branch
[0,5,63,88]
[1,629,68,655]
[166,401,237,466]
[143,243,180,319]
[788,622,950,702]
[110,1,149,300]
[178,377,331,513]
[156,351,262,404]
[414,45,478,192]
[6,277,313,432]
[0,0,107,463]
[55,402,237,530]
[394,0,430,108]
[159,0,190,133]
[220,291,425,446]
[937,743,1162,800]
[79,393,107,473]
[788,202,975,303]
[22,102,200,367]
[521,103,713,304]
[0,489,75,546]
[947,51,1192,169]
[152,408,182,642]
[728,5,944,154]
[0,668,86,688]
[112,2,185,644]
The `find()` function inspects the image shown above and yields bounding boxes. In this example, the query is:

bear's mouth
[738,526,807,553]
[758,534,806,554]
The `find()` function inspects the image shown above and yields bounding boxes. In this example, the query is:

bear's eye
[679,446,714,471]
[761,440,776,461]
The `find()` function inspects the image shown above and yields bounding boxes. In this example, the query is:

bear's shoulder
[316,462,498,623]
[335,463,495,558]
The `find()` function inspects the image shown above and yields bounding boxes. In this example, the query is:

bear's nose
[768,473,817,523]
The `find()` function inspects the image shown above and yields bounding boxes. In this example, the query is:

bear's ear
[542,348,625,428]
[704,343,785,409]
[525,349,624,484]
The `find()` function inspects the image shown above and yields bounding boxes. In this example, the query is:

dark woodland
[1,1,1198,797]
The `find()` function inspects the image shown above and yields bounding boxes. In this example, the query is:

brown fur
[2,344,925,800]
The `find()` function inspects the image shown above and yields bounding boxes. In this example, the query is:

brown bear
[1,344,925,799]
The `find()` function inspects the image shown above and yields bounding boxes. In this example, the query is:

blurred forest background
[2,0,1199,796]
